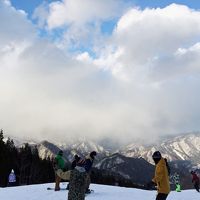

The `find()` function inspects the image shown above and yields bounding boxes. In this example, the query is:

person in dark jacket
[71,154,81,170]
[66,154,81,190]
[83,151,97,193]
[152,151,170,200]
[191,171,200,192]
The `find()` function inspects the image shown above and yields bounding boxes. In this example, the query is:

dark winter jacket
[84,155,94,172]
[192,173,200,184]
[71,157,81,170]
[71,160,77,170]
[77,155,94,173]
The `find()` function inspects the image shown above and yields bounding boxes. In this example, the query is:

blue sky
[10,0,200,15]
[10,0,200,47]
[134,0,200,9]
[10,0,54,14]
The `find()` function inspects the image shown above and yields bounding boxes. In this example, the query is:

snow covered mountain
[37,139,109,162]
[4,132,200,188]
[3,135,38,147]
[120,133,200,168]
[37,140,66,160]
[8,132,200,169]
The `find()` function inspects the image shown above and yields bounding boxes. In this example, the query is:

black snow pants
[194,182,200,192]
[156,193,168,200]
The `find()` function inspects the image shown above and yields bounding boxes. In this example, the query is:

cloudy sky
[1,0,200,144]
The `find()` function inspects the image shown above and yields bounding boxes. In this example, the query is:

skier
[8,169,16,187]
[83,151,97,194]
[54,150,70,191]
[191,171,200,192]
[151,151,170,200]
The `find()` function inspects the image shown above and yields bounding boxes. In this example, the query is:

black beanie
[152,151,161,159]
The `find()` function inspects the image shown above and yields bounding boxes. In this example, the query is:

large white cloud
[95,4,200,81]
[1,1,200,144]
[33,0,129,50]
[0,0,35,47]
[46,0,127,29]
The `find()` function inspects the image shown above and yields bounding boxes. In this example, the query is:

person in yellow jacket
[152,151,170,200]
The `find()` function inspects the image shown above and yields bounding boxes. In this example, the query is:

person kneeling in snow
[151,151,170,200]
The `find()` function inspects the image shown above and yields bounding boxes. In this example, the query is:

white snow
[0,182,199,200]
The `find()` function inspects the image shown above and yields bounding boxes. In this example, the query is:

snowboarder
[8,169,16,187]
[66,154,81,190]
[83,151,97,194]
[54,150,70,191]
[191,171,200,192]
[173,172,181,192]
[71,154,81,170]
[151,151,170,200]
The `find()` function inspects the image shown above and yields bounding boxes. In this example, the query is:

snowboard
[85,189,94,195]
[47,187,67,191]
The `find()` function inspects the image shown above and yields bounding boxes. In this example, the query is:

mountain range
[5,132,200,188]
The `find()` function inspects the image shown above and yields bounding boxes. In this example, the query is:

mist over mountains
[4,131,200,189]
[6,132,200,168]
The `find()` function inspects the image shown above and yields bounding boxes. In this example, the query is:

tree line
[0,129,54,187]
[0,129,145,189]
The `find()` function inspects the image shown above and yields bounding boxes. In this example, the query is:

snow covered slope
[0,182,199,200]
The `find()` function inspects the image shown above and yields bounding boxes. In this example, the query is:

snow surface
[0,182,199,200]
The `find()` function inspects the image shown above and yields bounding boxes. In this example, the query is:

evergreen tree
[18,143,32,185]
[0,129,4,143]
[0,129,10,186]
[0,130,56,186]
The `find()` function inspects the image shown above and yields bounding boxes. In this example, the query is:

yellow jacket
[152,158,170,194]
